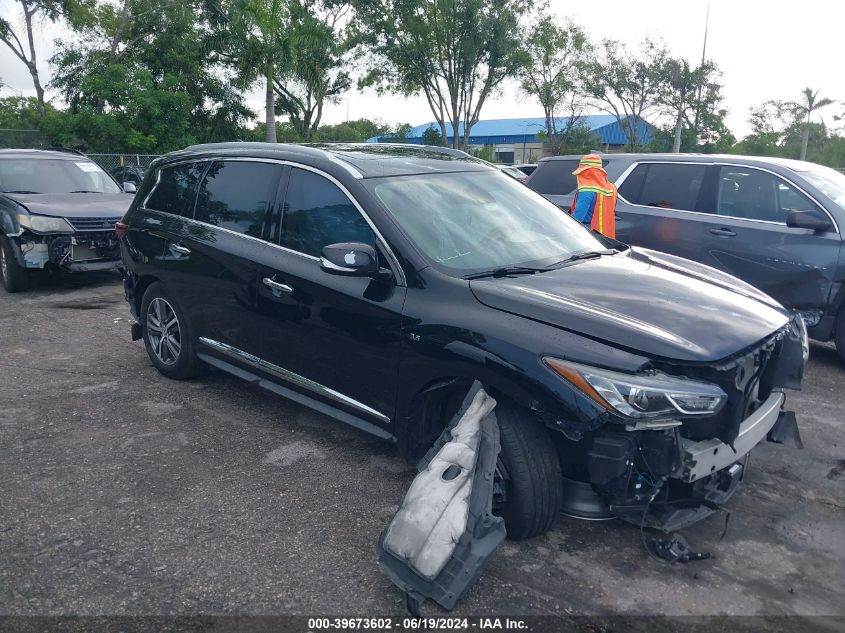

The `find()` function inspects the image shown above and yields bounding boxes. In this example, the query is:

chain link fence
[87,153,161,174]
[0,128,45,148]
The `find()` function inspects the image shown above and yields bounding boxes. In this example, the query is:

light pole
[520,121,543,163]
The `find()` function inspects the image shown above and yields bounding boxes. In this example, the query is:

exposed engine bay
[555,314,806,532]
[15,218,121,272]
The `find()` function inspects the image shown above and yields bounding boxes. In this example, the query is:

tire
[835,309,845,363]
[140,281,205,379]
[0,236,28,293]
[494,399,563,540]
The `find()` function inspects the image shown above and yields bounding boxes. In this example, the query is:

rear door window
[145,162,206,217]
[280,167,375,258]
[194,160,281,238]
[528,159,609,195]
[716,166,820,223]
[619,163,708,211]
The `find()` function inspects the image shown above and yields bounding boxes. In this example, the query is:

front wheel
[493,400,563,539]
[835,309,845,363]
[140,282,205,379]
[0,236,28,293]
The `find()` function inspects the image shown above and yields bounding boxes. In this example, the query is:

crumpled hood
[7,193,132,218]
[470,248,790,362]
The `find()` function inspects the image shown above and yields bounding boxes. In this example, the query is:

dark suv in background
[119,143,805,540]
[528,154,845,360]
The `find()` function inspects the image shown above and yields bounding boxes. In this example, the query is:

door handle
[169,243,191,255]
[262,277,294,294]
[709,228,737,237]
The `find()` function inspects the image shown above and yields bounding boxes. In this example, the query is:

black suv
[119,143,806,538]
[0,149,135,292]
[528,153,845,360]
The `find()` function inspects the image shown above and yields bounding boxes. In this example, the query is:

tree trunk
[30,66,45,117]
[800,120,810,161]
[672,107,684,153]
[265,70,277,143]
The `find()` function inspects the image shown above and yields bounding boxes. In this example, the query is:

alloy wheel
[0,245,7,282]
[146,297,181,366]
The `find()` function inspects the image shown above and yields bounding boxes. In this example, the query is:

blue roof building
[367,114,654,163]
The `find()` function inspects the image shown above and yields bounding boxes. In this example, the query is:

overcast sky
[1,0,842,138]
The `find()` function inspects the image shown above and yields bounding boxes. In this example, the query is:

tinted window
[194,161,279,238]
[281,168,374,257]
[619,163,707,211]
[146,162,205,216]
[528,159,601,196]
[716,166,819,223]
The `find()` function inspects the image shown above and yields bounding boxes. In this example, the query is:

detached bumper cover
[378,383,505,611]
[679,391,784,483]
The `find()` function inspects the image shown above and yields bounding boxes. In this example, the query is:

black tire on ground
[835,310,845,363]
[495,399,563,540]
[0,235,28,293]
[140,281,205,379]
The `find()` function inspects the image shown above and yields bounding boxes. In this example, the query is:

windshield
[0,158,121,194]
[797,165,845,209]
[368,170,604,273]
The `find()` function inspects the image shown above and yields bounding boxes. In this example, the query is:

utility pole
[691,0,711,148]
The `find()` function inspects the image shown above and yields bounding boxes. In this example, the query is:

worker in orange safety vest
[569,154,617,239]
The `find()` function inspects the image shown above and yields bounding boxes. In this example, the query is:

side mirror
[786,209,831,232]
[123,181,137,194]
[320,242,379,276]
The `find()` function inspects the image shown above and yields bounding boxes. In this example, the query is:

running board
[197,352,395,442]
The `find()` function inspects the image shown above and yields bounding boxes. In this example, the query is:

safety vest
[581,183,617,239]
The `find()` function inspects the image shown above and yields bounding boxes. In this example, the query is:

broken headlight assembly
[17,214,74,235]
[543,358,727,422]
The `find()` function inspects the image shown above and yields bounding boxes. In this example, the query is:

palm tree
[227,0,290,143]
[794,88,836,161]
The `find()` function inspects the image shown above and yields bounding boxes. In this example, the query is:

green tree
[518,13,589,154]
[274,1,353,140]
[50,0,251,151]
[421,125,441,146]
[791,88,836,161]
[585,37,667,151]
[211,0,291,143]
[0,95,45,128]
[0,0,90,116]
[354,0,529,149]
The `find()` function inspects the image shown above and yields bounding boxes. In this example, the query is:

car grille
[660,328,785,445]
[67,217,122,232]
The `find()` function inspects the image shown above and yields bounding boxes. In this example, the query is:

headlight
[18,214,74,234]
[543,358,727,420]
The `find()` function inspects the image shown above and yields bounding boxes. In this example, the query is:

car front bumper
[678,391,784,483]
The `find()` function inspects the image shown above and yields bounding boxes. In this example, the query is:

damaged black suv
[0,149,134,292]
[119,143,807,539]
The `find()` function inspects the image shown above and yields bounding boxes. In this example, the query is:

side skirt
[197,352,396,442]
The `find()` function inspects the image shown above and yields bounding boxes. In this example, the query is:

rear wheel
[493,399,563,539]
[140,282,205,379]
[0,236,28,293]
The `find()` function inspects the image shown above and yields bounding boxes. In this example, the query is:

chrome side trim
[198,337,390,424]
[614,160,839,233]
[141,157,407,286]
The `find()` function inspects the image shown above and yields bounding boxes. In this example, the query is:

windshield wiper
[3,190,40,194]
[547,249,619,268]
[464,266,548,280]
[68,190,102,193]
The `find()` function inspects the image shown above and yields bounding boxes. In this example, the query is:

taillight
[115,221,128,239]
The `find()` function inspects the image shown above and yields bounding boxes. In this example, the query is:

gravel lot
[1,273,843,620]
